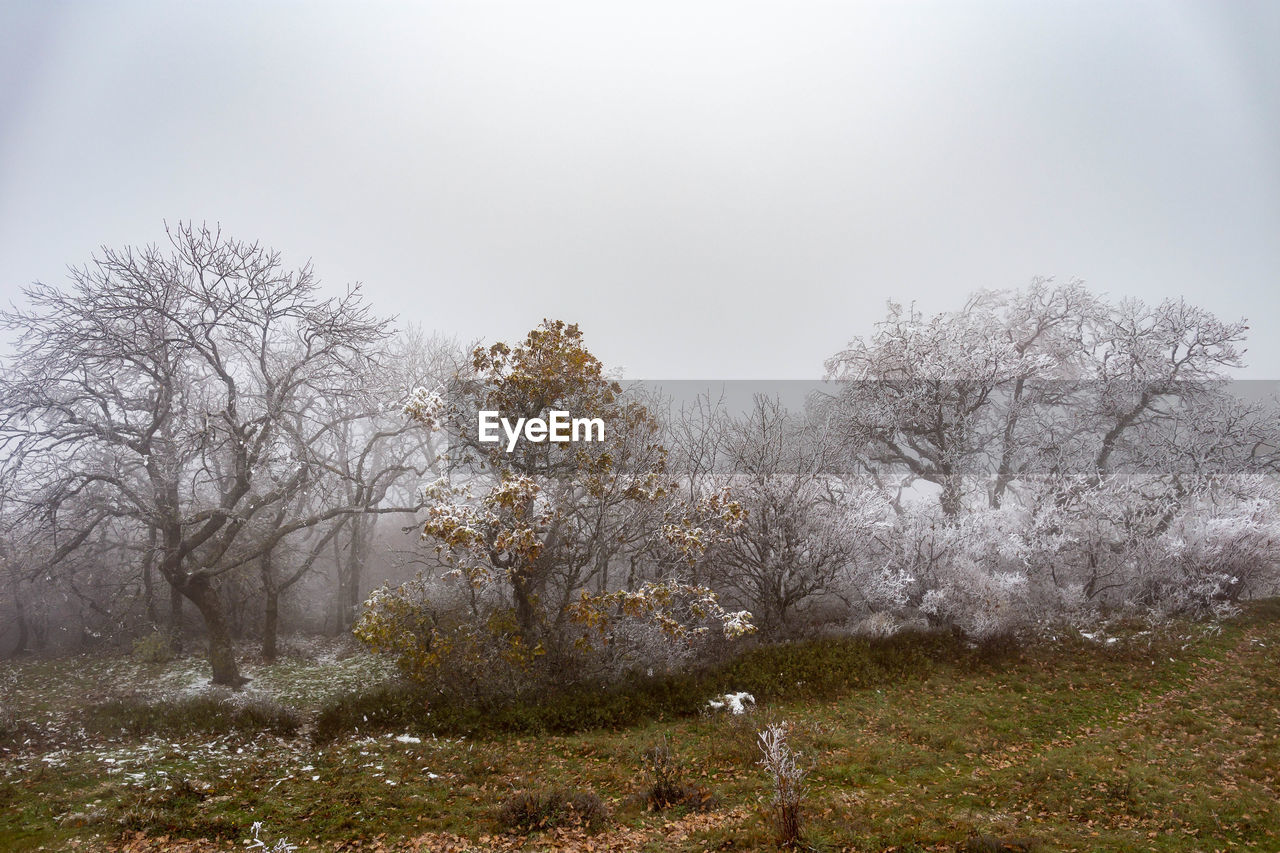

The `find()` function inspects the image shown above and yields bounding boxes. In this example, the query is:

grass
[1,611,1278,851]
[82,694,302,739]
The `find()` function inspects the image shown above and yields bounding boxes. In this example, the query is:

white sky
[2,1,1277,377]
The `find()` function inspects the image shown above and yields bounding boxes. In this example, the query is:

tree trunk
[513,574,537,636]
[260,550,279,661]
[939,472,964,519]
[262,588,279,662]
[9,581,28,657]
[169,582,184,651]
[183,575,247,687]
[143,527,158,627]
[342,517,364,631]
[329,525,347,635]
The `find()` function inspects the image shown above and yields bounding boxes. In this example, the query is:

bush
[312,680,431,743]
[356,575,754,705]
[83,695,301,739]
[130,631,175,664]
[314,628,971,743]
[496,788,608,833]
[641,736,715,812]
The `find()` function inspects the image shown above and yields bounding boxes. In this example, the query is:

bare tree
[0,223,394,685]
[704,396,886,637]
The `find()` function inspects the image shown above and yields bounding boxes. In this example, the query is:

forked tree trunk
[183,575,247,687]
[939,473,964,519]
[513,574,537,636]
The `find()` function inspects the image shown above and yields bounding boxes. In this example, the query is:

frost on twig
[758,721,805,847]
[247,821,297,852]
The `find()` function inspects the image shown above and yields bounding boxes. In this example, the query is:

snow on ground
[0,636,398,761]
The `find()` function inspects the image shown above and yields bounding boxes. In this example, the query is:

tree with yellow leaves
[356,321,751,695]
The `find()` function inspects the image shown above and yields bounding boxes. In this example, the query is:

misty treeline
[1,225,1278,692]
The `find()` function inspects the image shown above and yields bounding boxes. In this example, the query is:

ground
[2,607,1278,852]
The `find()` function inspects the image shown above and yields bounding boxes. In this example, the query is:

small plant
[247,821,297,852]
[641,735,715,812]
[758,721,806,848]
[497,787,608,833]
[131,631,174,664]
[643,735,683,808]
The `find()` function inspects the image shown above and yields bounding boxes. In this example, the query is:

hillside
[3,605,1279,851]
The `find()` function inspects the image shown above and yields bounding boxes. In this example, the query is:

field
[3,605,1279,852]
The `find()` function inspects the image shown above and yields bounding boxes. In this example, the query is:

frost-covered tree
[823,286,1068,516]
[1084,296,1248,478]
[702,395,890,637]
[824,281,1253,518]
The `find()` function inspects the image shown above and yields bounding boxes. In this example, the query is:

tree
[357,321,751,694]
[823,281,1251,518]
[704,395,888,637]
[1082,296,1248,478]
[320,329,462,633]
[0,223,393,685]
[823,294,1043,517]
[419,320,686,637]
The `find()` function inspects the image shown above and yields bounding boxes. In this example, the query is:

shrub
[131,631,174,664]
[758,721,805,848]
[312,681,430,744]
[83,695,301,739]
[641,736,715,812]
[356,576,754,704]
[496,788,608,833]
[965,629,1024,670]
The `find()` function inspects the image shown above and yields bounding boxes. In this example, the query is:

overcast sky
[2,1,1277,378]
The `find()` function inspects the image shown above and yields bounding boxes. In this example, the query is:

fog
[2,1,1277,378]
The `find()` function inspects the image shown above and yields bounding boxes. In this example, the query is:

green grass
[1,611,1278,851]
